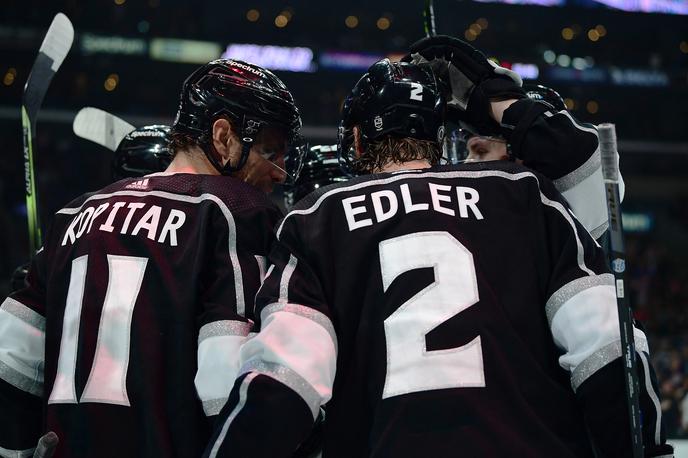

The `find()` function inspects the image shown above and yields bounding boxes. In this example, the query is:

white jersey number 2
[380,231,485,399]
[49,254,147,406]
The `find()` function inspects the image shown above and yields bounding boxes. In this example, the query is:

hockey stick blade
[73,107,136,152]
[32,431,59,458]
[22,13,74,255]
[23,13,74,122]
[599,123,644,458]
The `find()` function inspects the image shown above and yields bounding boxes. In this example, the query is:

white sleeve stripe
[207,372,258,458]
[546,274,615,325]
[261,302,337,353]
[570,335,649,392]
[0,444,35,457]
[239,360,321,419]
[539,193,595,276]
[553,147,601,193]
[198,320,252,345]
[559,110,599,135]
[0,360,41,396]
[1,298,45,331]
[638,351,662,445]
[278,255,298,304]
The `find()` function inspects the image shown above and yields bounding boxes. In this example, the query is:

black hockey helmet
[524,84,566,111]
[113,125,172,180]
[172,59,306,180]
[338,59,446,175]
[284,144,349,209]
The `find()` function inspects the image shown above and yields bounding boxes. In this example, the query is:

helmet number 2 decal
[409,82,424,102]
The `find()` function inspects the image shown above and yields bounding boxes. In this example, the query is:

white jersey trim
[638,351,663,445]
[546,274,615,326]
[206,372,258,458]
[278,169,595,276]
[57,189,246,316]
[0,299,45,396]
[0,444,35,458]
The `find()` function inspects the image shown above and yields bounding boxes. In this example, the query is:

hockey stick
[423,0,437,37]
[598,123,643,458]
[22,13,74,255]
[73,107,136,152]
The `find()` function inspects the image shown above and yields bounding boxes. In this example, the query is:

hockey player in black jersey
[0,58,306,457]
[205,57,673,457]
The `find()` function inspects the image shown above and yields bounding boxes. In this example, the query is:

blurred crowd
[629,232,688,438]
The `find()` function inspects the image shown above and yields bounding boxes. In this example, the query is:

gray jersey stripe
[239,360,321,420]
[0,360,42,396]
[57,189,245,317]
[207,372,258,458]
[279,255,298,304]
[546,274,615,326]
[276,170,537,239]
[198,320,252,345]
[571,335,649,392]
[276,169,596,277]
[261,302,337,353]
[539,193,595,276]
[553,147,601,193]
[1,298,45,331]
[202,397,227,417]
[638,351,662,445]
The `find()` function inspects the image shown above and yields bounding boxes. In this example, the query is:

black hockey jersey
[0,173,281,457]
[501,98,626,240]
[206,161,656,458]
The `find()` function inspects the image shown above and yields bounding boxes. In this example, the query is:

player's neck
[378,160,432,173]
[165,147,219,175]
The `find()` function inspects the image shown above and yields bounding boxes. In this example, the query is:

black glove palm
[405,35,525,135]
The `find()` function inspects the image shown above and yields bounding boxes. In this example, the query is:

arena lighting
[150,38,222,64]
[246,9,260,22]
[222,43,314,72]
[80,34,147,56]
[345,15,359,28]
[511,63,539,79]
[622,212,653,233]
[3,68,17,86]
[543,50,556,64]
[556,54,571,67]
[609,68,669,87]
[319,51,384,71]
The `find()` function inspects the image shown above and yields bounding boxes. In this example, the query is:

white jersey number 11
[49,254,147,406]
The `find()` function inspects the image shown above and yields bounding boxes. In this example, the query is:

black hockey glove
[10,262,30,293]
[405,35,525,136]
[32,432,59,458]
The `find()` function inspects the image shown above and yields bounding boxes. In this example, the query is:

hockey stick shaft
[424,0,436,37]
[21,105,41,254]
[21,13,74,255]
[599,123,643,458]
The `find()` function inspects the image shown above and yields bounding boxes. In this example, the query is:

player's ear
[211,118,239,165]
[353,125,364,159]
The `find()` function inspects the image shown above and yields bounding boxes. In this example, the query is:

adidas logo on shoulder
[125,178,150,190]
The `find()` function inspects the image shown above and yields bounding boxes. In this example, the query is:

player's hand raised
[404,35,525,135]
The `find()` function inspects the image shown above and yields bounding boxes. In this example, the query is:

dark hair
[355,132,441,174]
